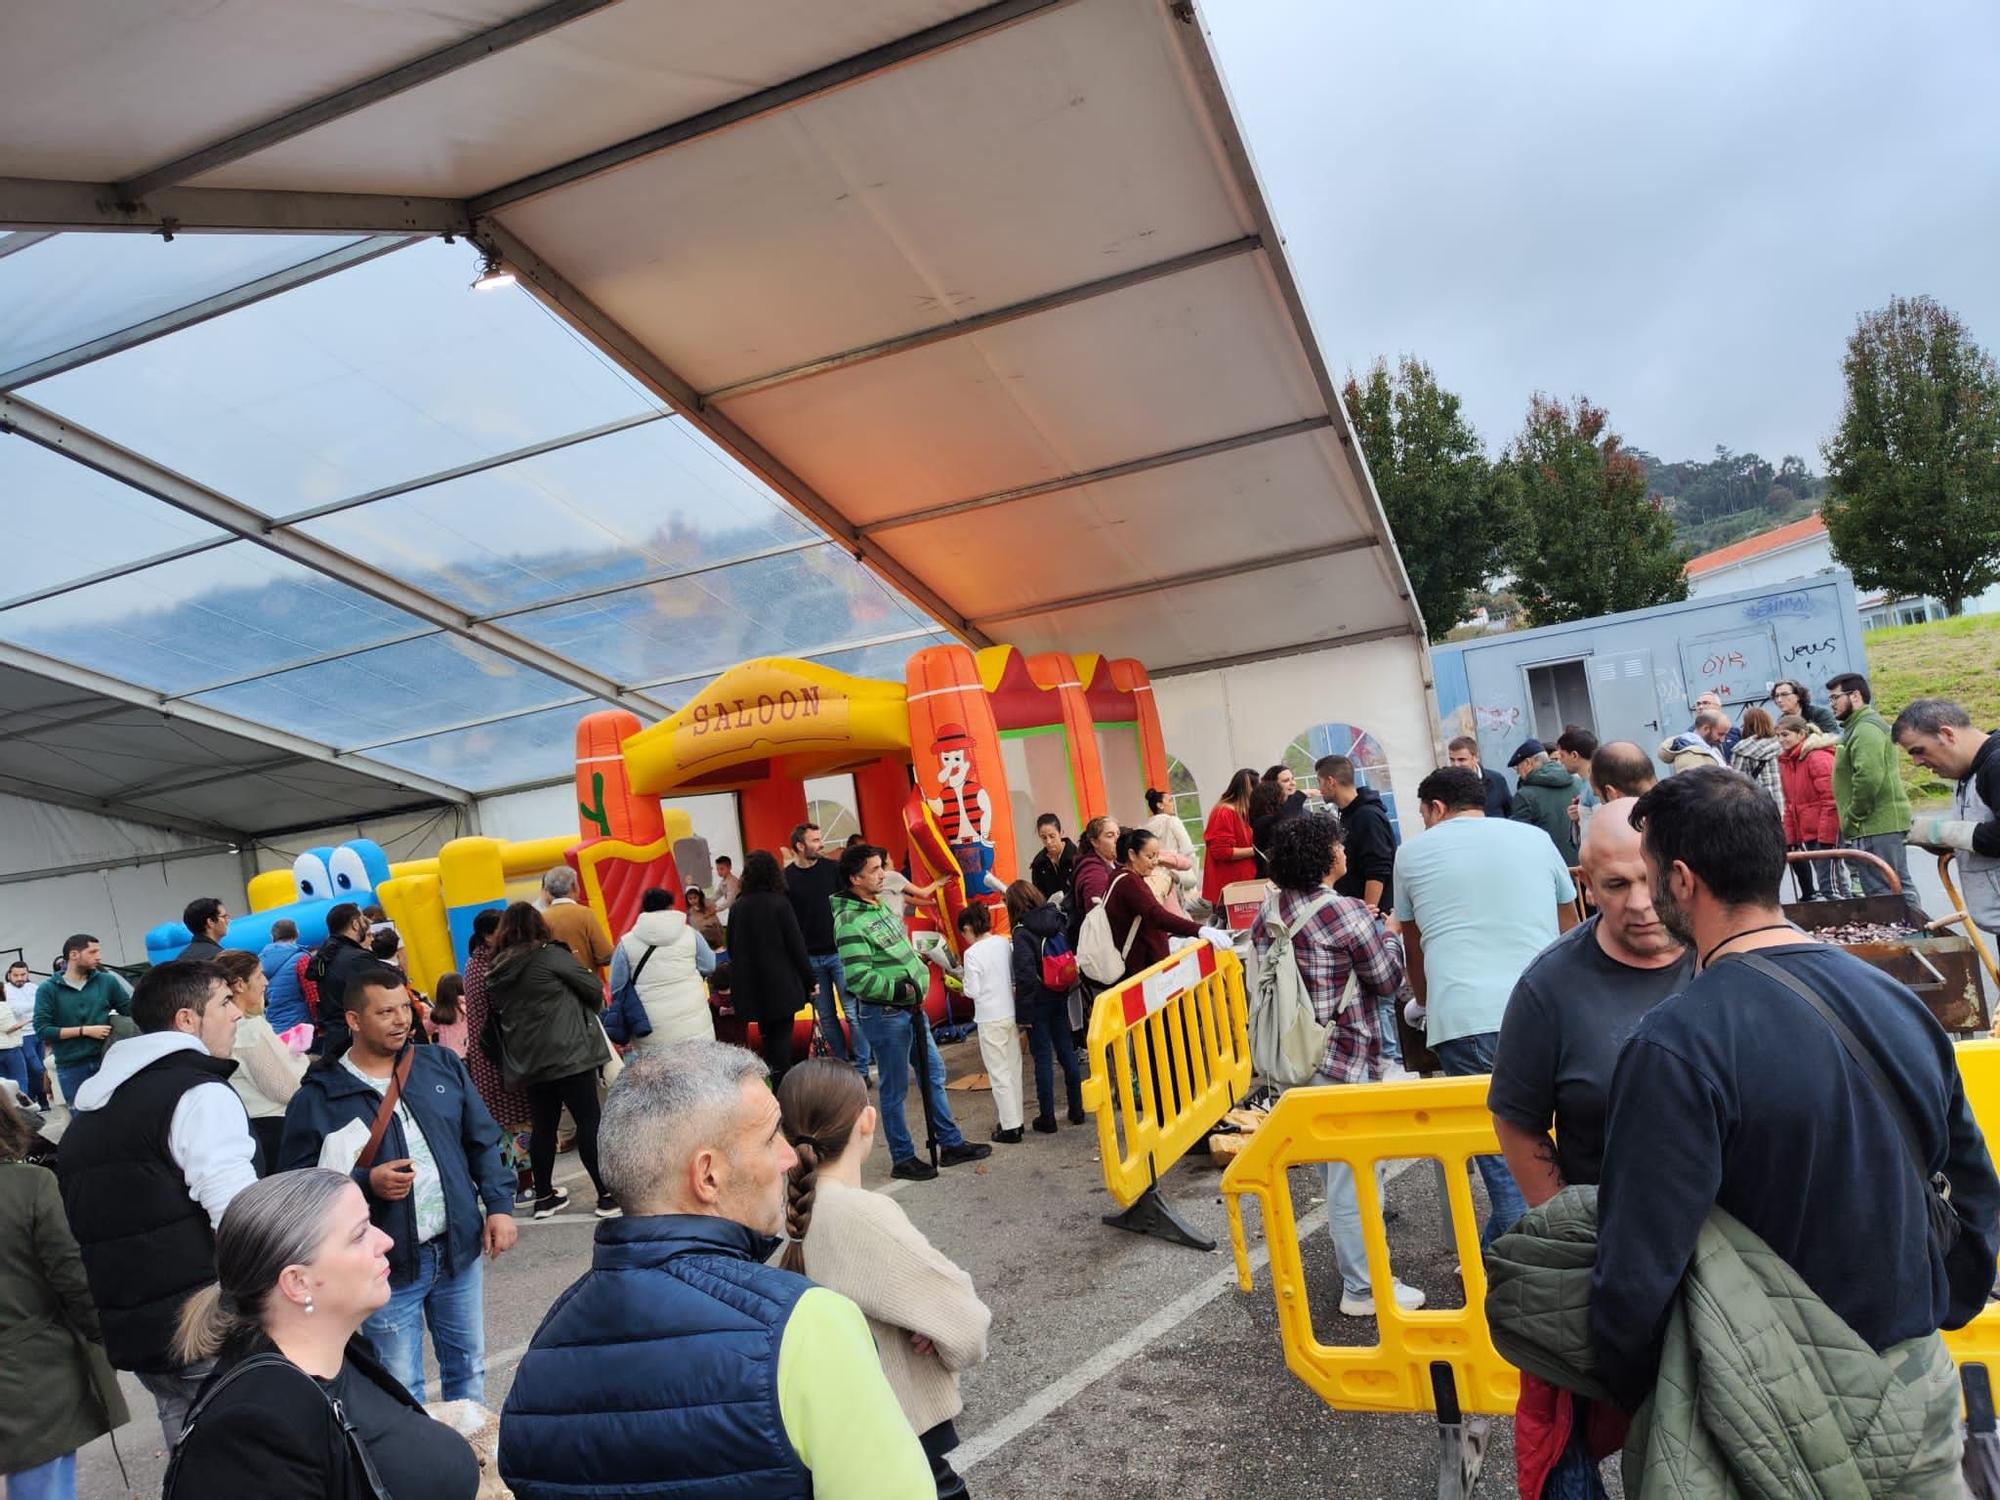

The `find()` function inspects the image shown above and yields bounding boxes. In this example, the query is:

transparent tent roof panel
[296,416,815,616]
[362,699,600,793]
[0,437,227,597]
[25,239,665,515]
[0,231,369,379]
[189,632,587,751]
[507,544,935,687]
[0,539,423,694]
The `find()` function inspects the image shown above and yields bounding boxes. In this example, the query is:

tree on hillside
[1503,395,1689,624]
[1343,357,1515,641]
[1822,294,2000,616]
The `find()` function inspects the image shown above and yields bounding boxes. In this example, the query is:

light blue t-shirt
[1392,815,1577,1045]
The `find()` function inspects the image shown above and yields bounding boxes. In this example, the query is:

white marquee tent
[0,0,1437,961]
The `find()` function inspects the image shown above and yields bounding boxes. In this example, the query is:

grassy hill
[1864,612,2000,806]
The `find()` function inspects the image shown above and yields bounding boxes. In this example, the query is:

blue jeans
[807,953,871,1074]
[4,1451,75,1500]
[56,1057,100,1108]
[1312,1069,1383,1297]
[362,1241,485,1404]
[1433,1032,1528,1248]
[1026,997,1083,1121]
[0,1046,33,1100]
[854,1002,965,1163]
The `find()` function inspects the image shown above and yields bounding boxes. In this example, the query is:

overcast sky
[1205,0,2000,468]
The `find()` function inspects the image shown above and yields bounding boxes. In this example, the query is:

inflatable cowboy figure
[928,723,1004,895]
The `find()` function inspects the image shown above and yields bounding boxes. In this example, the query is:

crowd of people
[6,673,2000,1497]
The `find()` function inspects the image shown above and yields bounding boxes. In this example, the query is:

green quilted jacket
[831,892,927,1008]
[1485,1186,1940,1497]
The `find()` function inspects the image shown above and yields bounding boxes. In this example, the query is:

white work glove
[1403,997,1426,1029]
[1908,814,1978,852]
[1198,925,1234,949]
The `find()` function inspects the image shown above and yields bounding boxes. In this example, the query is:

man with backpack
[1251,815,1415,1318]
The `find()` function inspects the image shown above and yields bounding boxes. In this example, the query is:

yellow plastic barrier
[1223,1037,2000,1424]
[1076,939,1249,1250]
[1221,1074,1516,1415]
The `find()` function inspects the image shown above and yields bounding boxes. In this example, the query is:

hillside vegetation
[1865,612,2000,805]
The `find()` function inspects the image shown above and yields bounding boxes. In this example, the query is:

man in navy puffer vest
[500,1039,934,1499]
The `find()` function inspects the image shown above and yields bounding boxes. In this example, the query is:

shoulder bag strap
[1724,952,1935,1184]
[168,1353,390,1500]
[629,944,658,985]
[1106,873,1146,958]
[1285,889,1339,941]
[355,1047,413,1174]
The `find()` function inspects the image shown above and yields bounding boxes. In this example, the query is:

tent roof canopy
[0,0,1420,828]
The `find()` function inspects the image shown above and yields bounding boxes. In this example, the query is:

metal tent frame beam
[859,416,1334,535]
[1148,623,1416,680]
[0,392,675,719]
[115,0,623,201]
[968,536,1381,626]
[0,177,468,236]
[474,219,990,649]
[0,637,471,807]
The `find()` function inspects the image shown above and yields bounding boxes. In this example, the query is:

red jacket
[1778,739,1840,845]
[1202,804,1257,903]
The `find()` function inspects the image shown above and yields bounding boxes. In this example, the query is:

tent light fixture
[471,251,515,292]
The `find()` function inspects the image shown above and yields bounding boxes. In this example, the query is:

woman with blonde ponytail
[166,1168,478,1500]
[777,1060,991,1500]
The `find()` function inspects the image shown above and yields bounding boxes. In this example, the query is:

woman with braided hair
[777,1060,991,1500]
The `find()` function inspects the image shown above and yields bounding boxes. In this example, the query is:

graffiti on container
[1700,648,1746,678]
[1745,592,1811,622]
[1783,636,1839,664]
[1474,704,1522,738]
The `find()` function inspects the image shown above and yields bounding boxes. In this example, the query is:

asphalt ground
[65,1026,1586,1500]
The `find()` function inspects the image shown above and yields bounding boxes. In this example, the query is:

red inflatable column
[853,756,912,870]
[738,775,809,858]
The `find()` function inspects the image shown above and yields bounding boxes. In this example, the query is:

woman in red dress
[1202,767,1261,905]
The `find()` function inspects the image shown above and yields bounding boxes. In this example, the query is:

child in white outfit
[956,905,1025,1143]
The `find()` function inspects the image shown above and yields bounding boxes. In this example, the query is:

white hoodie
[73,1031,259,1230]
[619,909,712,1047]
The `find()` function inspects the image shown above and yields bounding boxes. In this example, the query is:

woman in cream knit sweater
[778,1060,992,1500]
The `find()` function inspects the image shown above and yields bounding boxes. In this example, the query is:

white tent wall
[1151,638,1441,826]
[2,847,244,972]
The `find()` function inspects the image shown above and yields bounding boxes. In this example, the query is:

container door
[1587,649,1662,746]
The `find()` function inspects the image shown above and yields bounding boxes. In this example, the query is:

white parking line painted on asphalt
[952,1158,1419,1473]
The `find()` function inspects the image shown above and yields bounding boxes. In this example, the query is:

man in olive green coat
[1827,672,1915,909]
[1507,740,1584,865]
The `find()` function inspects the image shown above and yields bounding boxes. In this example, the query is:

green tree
[1342,357,1514,641]
[1503,394,1689,624]
[1822,294,2000,616]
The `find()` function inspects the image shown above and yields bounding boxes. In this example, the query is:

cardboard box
[1221,879,1272,932]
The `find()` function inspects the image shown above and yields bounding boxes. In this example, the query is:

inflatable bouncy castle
[144,642,1166,1043]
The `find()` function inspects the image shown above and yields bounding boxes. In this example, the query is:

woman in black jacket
[1004,881,1086,1132]
[724,850,815,1085]
[166,1168,478,1500]
[486,902,612,1220]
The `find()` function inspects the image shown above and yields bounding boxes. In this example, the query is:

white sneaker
[1338,1280,1426,1317]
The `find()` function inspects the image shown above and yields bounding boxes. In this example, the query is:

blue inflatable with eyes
[143,839,394,965]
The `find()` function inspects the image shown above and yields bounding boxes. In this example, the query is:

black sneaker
[1032,1116,1059,1134]
[513,1184,537,1210]
[595,1192,622,1219]
[1068,1108,1087,1125]
[891,1156,939,1181]
[991,1126,1024,1144]
[532,1188,571,1220]
[939,1142,992,1167]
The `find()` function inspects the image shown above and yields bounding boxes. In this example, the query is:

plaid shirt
[1251,886,1406,1084]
